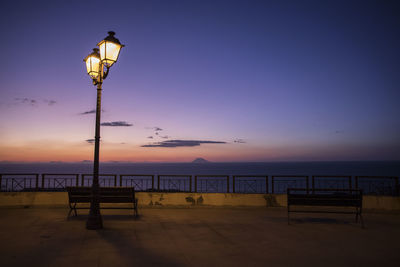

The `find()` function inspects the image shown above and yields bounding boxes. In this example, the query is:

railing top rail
[158,174,192,177]
[82,174,117,176]
[195,175,229,177]
[272,175,308,178]
[0,173,39,176]
[312,175,351,178]
[120,174,154,177]
[42,173,80,176]
[233,175,268,178]
[355,176,398,179]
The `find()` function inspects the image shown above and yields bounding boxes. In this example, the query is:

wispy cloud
[79,109,105,115]
[79,109,95,115]
[43,99,57,106]
[147,136,154,139]
[14,98,37,106]
[13,98,57,107]
[234,139,246,143]
[142,140,226,148]
[101,121,133,127]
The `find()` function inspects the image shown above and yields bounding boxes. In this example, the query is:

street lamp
[83,31,124,230]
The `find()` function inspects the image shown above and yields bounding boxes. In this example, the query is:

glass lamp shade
[84,48,101,79]
[97,31,124,67]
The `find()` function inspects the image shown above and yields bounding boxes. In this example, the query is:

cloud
[145,126,163,132]
[79,109,96,115]
[79,109,105,115]
[13,98,57,107]
[101,121,133,127]
[147,136,153,139]
[86,139,95,144]
[43,99,57,106]
[234,139,246,143]
[14,98,37,106]
[142,139,227,148]
[160,135,169,139]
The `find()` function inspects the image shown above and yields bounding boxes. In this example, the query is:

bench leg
[68,203,77,218]
[359,214,365,228]
[134,198,139,218]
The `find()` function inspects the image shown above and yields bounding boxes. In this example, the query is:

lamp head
[84,48,101,79]
[97,31,124,67]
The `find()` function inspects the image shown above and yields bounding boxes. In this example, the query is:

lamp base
[86,203,103,230]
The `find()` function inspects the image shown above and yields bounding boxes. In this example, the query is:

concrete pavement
[0,207,399,266]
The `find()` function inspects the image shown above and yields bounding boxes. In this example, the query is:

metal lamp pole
[86,64,104,230]
[83,32,124,230]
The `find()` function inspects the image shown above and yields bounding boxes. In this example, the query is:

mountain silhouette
[192,158,210,163]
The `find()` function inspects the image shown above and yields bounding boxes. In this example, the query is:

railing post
[151,175,154,190]
[76,174,79,187]
[35,174,39,190]
[271,176,274,194]
[82,175,85,186]
[189,175,192,192]
[157,175,160,191]
[227,175,229,193]
[312,176,315,192]
[195,176,197,193]
[232,176,236,193]
[0,174,2,191]
[266,176,268,194]
[114,175,117,186]
[355,176,359,189]
[348,176,352,190]
[41,174,45,189]
[120,175,123,186]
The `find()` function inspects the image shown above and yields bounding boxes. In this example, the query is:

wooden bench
[287,188,363,227]
[66,186,138,218]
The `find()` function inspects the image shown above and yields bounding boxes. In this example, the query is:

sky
[0,0,399,162]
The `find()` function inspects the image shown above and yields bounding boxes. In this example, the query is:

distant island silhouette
[192,158,210,163]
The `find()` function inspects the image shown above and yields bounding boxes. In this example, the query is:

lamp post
[83,31,124,230]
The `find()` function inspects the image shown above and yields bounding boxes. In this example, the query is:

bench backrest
[66,186,135,203]
[287,188,362,207]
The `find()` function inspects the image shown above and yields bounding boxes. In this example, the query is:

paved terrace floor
[0,207,399,267]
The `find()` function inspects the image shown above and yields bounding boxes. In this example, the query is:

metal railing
[158,175,191,192]
[81,174,118,187]
[0,173,399,195]
[195,175,229,193]
[120,174,154,191]
[271,175,308,194]
[233,175,268,194]
[355,176,399,196]
[42,174,79,190]
[0,173,39,191]
[312,175,352,191]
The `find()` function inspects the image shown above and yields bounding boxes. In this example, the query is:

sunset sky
[0,0,399,162]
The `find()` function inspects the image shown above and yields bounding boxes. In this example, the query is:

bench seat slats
[288,199,361,206]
